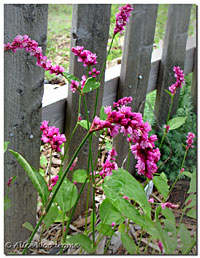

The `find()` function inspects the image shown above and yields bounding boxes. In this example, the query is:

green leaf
[81,77,100,94]
[181,171,192,178]
[188,168,196,193]
[9,149,49,205]
[121,231,136,254]
[78,120,91,130]
[67,234,93,253]
[179,223,193,254]
[63,72,80,84]
[165,89,173,98]
[4,141,10,152]
[73,169,88,183]
[102,170,159,239]
[100,106,108,120]
[184,194,196,209]
[96,223,113,236]
[54,178,77,212]
[105,141,112,151]
[40,154,47,168]
[99,198,125,225]
[187,208,196,219]
[167,116,187,130]
[22,222,34,232]
[55,209,69,223]
[44,203,59,229]
[161,207,176,224]
[153,172,169,200]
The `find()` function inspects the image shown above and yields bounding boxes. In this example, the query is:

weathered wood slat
[113,4,158,172]
[154,4,192,128]
[4,4,48,253]
[64,4,111,219]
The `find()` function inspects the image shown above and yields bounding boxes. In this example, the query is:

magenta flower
[48,175,59,191]
[89,68,100,78]
[161,202,179,210]
[148,198,154,203]
[180,168,185,173]
[69,157,78,171]
[111,222,116,227]
[114,4,134,35]
[158,241,163,253]
[4,35,65,76]
[185,132,195,150]
[71,46,97,67]
[70,80,80,93]
[164,124,170,133]
[40,120,66,152]
[168,66,185,96]
[123,195,129,200]
[7,177,14,187]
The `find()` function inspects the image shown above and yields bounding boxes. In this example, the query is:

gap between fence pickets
[42,36,196,131]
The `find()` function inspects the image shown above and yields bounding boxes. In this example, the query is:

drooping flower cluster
[90,97,160,179]
[185,132,195,150]
[4,35,65,75]
[40,120,66,152]
[168,66,185,96]
[114,4,134,35]
[161,202,179,210]
[71,46,97,67]
[48,175,59,191]
[99,147,118,178]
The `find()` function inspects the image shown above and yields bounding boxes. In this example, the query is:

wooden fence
[4,4,196,250]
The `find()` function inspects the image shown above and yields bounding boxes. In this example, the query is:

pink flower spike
[180,168,185,173]
[74,181,77,185]
[123,195,129,200]
[148,198,154,203]
[111,222,116,227]
[164,124,170,133]
[7,177,14,187]
[185,199,192,207]
[158,241,163,253]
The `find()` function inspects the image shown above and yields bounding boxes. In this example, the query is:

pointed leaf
[121,231,136,254]
[179,223,193,254]
[4,141,10,152]
[78,120,91,130]
[153,172,169,200]
[81,77,100,94]
[53,178,77,212]
[188,169,196,193]
[9,149,49,205]
[44,203,59,229]
[99,198,125,225]
[63,72,80,84]
[73,169,88,183]
[68,234,93,253]
[165,89,173,98]
[167,116,187,130]
[22,222,34,232]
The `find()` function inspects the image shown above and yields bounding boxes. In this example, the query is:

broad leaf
[99,198,125,225]
[81,77,100,94]
[161,207,176,224]
[153,172,169,200]
[121,231,136,254]
[73,169,88,183]
[40,154,47,168]
[63,72,80,84]
[44,203,59,229]
[55,209,69,223]
[9,149,49,205]
[167,116,187,131]
[67,234,93,253]
[179,223,193,254]
[100,106,108,120]
[187,208,196,219]
[184,194,196,209]
[54,178,77,212]
[4,141,10,152]
[96,223,113,236]
[22,222,34,232]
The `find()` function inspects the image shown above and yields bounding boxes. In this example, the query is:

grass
[45,4,196,82]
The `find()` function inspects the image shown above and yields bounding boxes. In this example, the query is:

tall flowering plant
[5,4,196,255]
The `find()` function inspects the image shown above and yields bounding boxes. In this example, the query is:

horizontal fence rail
[42,36,196,133]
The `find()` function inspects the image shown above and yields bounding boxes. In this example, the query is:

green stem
[136,228,143,254]
[144,235,152,254]
[84,178,91,234]
[185,239,196,254]
[126,145,131,171]
[103,224,117,254]
[168,149,188,198]
[22,132,90,255]
[48,149,53,187]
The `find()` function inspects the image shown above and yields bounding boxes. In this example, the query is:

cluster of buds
[71,46,98,67]
[90,97,160,179]
[168,66,185,96]
[4,35,64,75]
[161,202,179,210]
[48,175,59,191]
[99,148,118,178]
[185,132,195,150]
[40,120,66,152]
[114,4,134,35]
